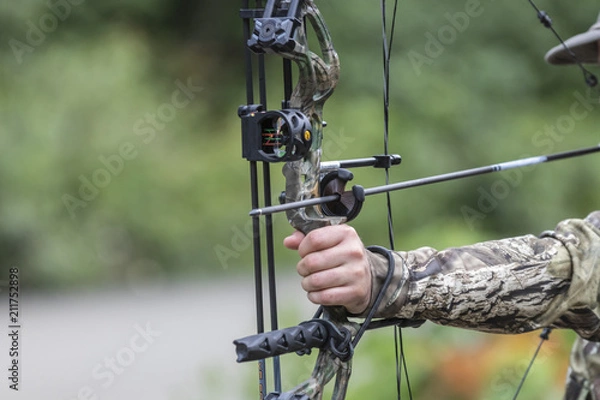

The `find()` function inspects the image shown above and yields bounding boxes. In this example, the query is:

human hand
[283,224,372,315]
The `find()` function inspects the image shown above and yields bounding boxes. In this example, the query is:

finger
[297,237,364,276]
[305,287,369,315]
[300,257,366,291]
[296,247,342,277]
[296,225,349,257]
[306,287,347,307]
[300,267,345,292]
[283,230,305,250]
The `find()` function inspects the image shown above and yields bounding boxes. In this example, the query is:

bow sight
[239,106,313,162]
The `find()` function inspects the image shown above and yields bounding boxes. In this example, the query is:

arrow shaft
[250,144,600,217]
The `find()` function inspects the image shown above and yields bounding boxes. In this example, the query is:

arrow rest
[278,169,365,222]
[318,169,364,222]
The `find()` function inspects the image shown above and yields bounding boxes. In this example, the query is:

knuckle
[300,277,311,292]
[302,253,322,272]
[346,245,365,261]
[337,225,358,242]
[317,290,336,306]
[296,263,308,277]
[307,291,322,305]
[305,230,324,247]
[308,270,328,289]
[339,224,357,236]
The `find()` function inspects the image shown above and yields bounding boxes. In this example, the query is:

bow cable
[241,1,268,396]
[380,1,413,399]
[241,0,285,396]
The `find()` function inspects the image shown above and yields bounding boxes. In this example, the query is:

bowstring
[512,328,553,400]
[367,2,590,398]
[380,1,413,399]
[526,0,598,88]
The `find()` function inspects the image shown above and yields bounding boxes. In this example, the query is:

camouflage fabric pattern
[365,211,600,398]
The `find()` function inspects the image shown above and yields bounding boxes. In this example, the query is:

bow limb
[275,2,357,398]
[270,318,359,400]
[273,351,352,400]
[282,0,343,233]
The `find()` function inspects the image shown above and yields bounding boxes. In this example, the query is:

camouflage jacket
[366,211,600,399]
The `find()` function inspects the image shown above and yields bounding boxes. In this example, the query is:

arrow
[250,144,600,217]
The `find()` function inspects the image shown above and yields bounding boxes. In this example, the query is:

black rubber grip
[234,321,329,362]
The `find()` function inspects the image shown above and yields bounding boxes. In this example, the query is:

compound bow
[234,1,600,399]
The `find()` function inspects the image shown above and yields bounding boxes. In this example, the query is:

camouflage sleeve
[365,211,600,339]
[563,336,600,400]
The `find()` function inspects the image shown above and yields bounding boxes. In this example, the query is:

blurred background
[0,0,598,399]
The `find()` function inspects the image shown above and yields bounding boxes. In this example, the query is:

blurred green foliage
[0,0,597,289]
[1,0,598,398]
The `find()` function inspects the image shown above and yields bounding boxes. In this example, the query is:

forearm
[366,211,600,339]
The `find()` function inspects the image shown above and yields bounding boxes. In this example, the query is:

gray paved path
[0,276,310,400]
